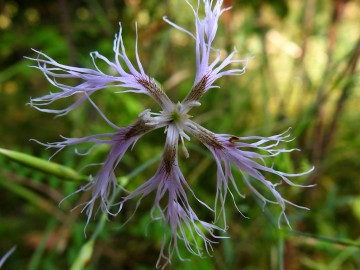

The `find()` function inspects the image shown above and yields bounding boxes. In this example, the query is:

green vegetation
[0,0,359,269]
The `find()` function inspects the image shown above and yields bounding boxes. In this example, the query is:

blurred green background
[0,0,359,269]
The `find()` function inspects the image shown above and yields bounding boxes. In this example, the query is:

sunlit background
[0,0,359,269]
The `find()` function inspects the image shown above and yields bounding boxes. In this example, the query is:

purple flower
[29,0,313,267]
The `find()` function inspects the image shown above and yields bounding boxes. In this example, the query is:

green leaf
[351,196,360,221]
[0,178,65,220]
[0,148,86,181]
[288,229,360,248]
[70,239,95,270]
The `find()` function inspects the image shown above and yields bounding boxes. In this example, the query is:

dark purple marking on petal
[191,123,224,150]
[183,74,209,103]
[124,117,155,139]
[136,76,172,109]
[163,143,176,174]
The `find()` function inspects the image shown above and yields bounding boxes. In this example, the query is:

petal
[28,23,173,115]
[56,116,159,228]
[186,120,313,226]
[120,124,222,267]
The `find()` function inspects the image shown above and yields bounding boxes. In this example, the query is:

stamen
[180,134,189,158]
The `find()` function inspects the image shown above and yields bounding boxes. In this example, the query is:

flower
[28,0,313,268]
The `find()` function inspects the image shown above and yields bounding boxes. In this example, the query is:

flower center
[170,110,181,122]
[169,102,190,125]
[166,102,191,158]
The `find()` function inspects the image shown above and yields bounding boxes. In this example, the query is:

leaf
[352,196,360,221]
[0,148,86,181]
[0,178,66,220]
[288,229,360,248]
[69,239,95,270]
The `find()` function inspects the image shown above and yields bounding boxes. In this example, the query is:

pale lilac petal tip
[0,246,16,268]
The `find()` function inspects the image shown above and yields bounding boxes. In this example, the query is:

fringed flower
[29,0,313,268]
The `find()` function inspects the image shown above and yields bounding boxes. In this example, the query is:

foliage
[0,0,359,269]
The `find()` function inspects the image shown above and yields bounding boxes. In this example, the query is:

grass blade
[0,148,86,181]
